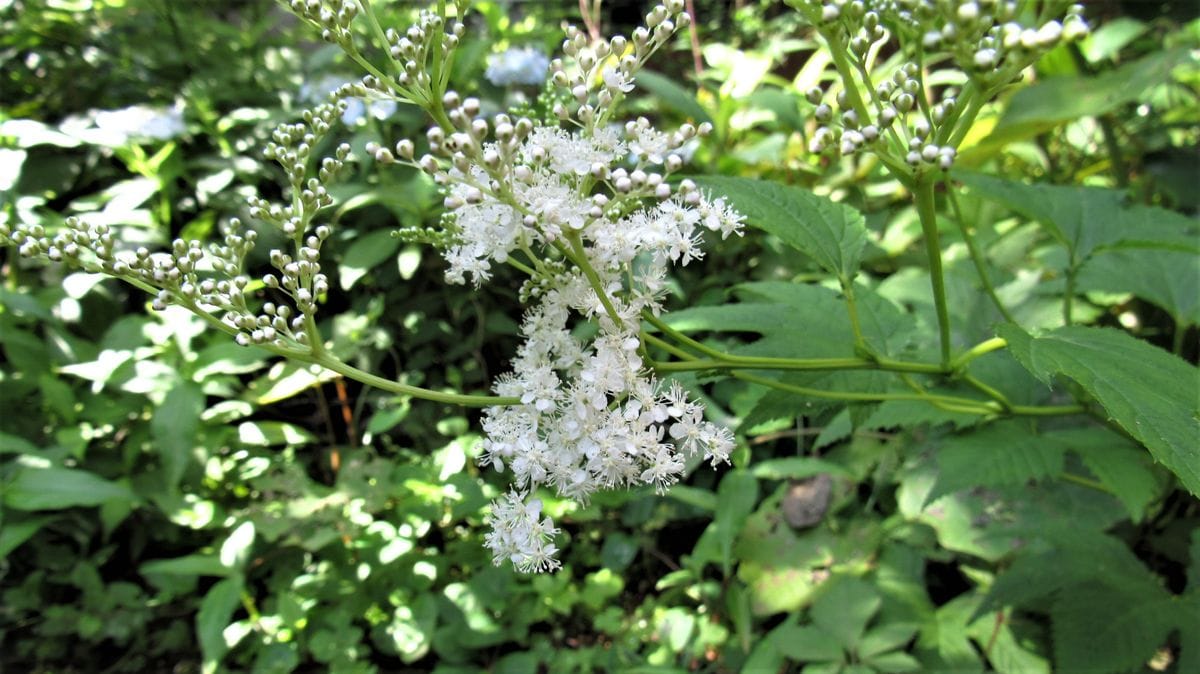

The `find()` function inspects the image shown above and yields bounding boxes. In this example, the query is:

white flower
[484,491,561,573]
[626,117,671,164]
[602,67,635,93]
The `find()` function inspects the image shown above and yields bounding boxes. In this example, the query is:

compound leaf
[926,422,1065,505]
[694,176,868,280]
[998,325,1200,495]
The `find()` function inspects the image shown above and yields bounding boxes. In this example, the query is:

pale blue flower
[485,47,550,87]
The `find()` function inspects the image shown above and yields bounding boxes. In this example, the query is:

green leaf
[666,484,717,512]
[775,624,845,662]
[0,432,39,455]
[340,229,401,290]
[998,47,1193,130]
[245,361,339,405]
[219,521,256,570]
[1076,248,1200,325]
[385,593,438,662]
[636,70,712,125]
[751,457,852,480]
[966,614,1050,674]
[956,172,1199,261]
[1052,427,1161,522]
[926,422,1065,505]
[859,623,918,659]
[693,176,868,280]
[1080,18,1148,63]
[140,554,231,578]
[976,530,1165,619]
[237,421,316,447]
[864,651,922,673]
[4,464,137,511]
[0,515,53,558]
[1179,529,1200,673]
[998,325,1200,495]
[811,575,882,649]
[1051,583,1175,674]
[192,342,269,379]
[153,383,205,489]
[197,576,244,673]
[714,470,759,576]
[865,399,979,431]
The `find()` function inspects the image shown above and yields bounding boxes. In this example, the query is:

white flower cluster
[485,46,551,87]
[372,0,741,572]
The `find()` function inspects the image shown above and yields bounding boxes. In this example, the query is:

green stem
[949,337,1006,370]
[1063,259,1077,326]
[961,373,1011,411]
[303,313,325,357]
[117,274,515,408]
[642,331,699,362]
[914,177,953,366]
[732,371,999,413]
[947,187,1017,324]
[565,233,625,331]
[945,80,988,149]
[1009,403,1086,416]
[1060,472,1115,494]
[1172,320,1189,355]
[643,311,946,374]
[305,351,518,407]
[357,0,396,72]
[842,279,868,353]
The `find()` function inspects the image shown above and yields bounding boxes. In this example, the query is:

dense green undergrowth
[1,1,1198,673]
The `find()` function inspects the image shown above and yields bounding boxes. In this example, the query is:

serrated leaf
[1076,248,1200,325]
[340,229,400,290]
[197,576,244,673]
[662,281,912,360]
[976,530,1164,620]
[957,172,1200,261]
[1052,427,1161,522]
[865,399,980,431]
[811,575,881,649]
[4,465,137,511]
[1051,584,1175,674]
[926,422,1065,505]
[998,325,1200,495]
[693,176,868,280]
[963,611,1050,674]
[637,70,712,125]
[152,383,205,489]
